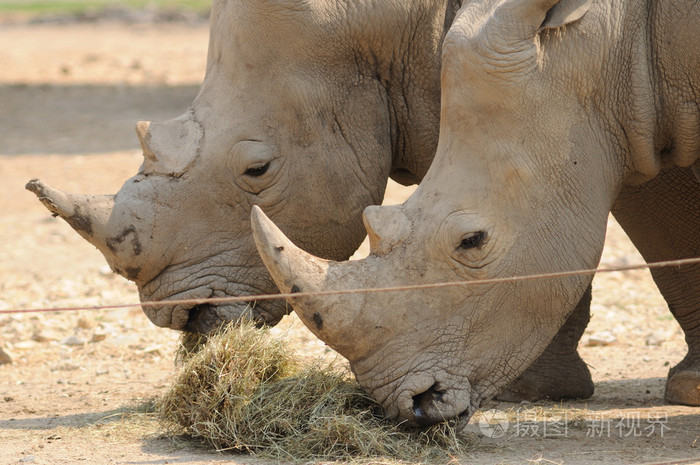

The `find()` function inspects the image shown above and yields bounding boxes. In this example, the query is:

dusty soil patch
[0,22,698,465]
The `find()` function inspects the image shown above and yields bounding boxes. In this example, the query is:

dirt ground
[0,21,699,465]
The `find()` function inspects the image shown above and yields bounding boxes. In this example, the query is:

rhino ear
[540,0,593,30]
[500,0,592,39]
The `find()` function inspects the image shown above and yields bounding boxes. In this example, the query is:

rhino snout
[183,301,275,333]
[412,383,449,427]
[410,382,474,427]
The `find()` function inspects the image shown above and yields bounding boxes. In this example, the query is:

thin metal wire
[1,256,698,315]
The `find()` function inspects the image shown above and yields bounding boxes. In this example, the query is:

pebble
[586,331,617,347]
[77,317,96,330]
[138,345,162,355]
[645,332,666,346]
[52,361,80,372]
[13,341,36,350]
[90,332,107,343]
[0,347,13,364]
[19,456,36,463]
[61,336,84,346]
[31,332,54,343]
[98,265,114,276]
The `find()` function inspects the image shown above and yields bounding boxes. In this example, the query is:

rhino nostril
[412,383,447,427]
[185,304,222,333]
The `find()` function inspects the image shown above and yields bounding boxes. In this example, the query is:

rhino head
[28,0,461,332]
[252,0,697,426]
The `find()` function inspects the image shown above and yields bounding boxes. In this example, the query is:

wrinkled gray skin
[27,0,462,333]
[252,0,700,427]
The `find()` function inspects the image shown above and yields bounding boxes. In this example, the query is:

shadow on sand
[0,83,199,155]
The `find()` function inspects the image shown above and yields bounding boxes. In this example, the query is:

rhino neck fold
[615,1,700,185]
[355,0,461,186]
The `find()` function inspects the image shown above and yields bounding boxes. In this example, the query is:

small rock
[3,396,13,402]
[19,455,36,463]
[31,332,54,343]
[138,345,162,355]
[61,336,84,347]
[0,347,13,364]
[77,317,96,330]
[96,367,109,376]
[98,265,114,276]
[90,331,107,343]
[52,361,80,372]
[586,331,617,347]
[645,332,666,346]
[642,355,651,362]
[13,341,36,350]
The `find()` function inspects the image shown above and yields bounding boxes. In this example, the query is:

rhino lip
[185,303,227,333]
[409,381,478,427]
[411,398,474,428]
[412,383,448,427]
[140,280,280,331]
[183,300,264,333]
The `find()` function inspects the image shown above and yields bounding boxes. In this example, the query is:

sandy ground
[0,22,698,465]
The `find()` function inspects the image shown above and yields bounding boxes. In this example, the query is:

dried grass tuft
[158,321,473,462]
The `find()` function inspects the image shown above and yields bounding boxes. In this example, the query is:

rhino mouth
[137,258,291,332]
[139,278,288,332]
[408,382,477,427]
[185,302,253,333]
[183,299,291,333]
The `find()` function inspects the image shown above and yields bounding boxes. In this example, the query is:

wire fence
[1,256,698,315]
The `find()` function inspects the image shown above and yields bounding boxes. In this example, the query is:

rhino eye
[458,231,487,250]
[244,162,270,177]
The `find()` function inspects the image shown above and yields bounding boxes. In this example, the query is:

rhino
[27,0,462,332]
[251,0,700,427]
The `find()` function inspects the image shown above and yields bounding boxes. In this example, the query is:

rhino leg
[612,165,700,406]
[496,285,593,402]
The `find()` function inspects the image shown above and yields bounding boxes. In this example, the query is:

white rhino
[252,0,700,426]
[27,0,462,332]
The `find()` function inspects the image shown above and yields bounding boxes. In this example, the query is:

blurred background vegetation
[0,0,210,20]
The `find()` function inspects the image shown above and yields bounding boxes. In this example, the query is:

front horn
[251,205,378,359]
[26,179,147,281]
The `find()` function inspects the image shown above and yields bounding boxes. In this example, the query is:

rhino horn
[250,205,330,305]
[26,179,114,240]
[136,112,203,177]
[251,206,373,357]
[363,205,411,256]
[135,120,156,163]
[26,179,146,281]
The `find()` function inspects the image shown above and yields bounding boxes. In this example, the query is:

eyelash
[244,162,270,177]
[458,231,486,250]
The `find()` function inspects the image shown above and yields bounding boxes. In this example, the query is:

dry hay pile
[158,322,473,462]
